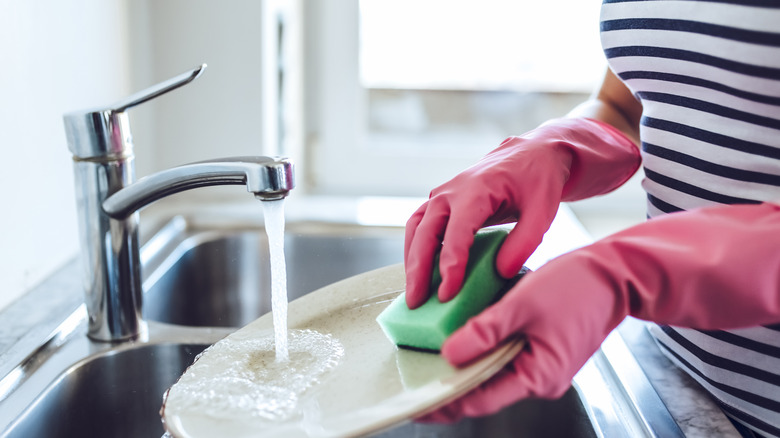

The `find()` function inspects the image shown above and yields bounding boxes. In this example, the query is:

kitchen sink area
[9,2,764,435]
[0,202,696,437]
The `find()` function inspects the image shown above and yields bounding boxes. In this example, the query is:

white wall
[126,0,267,181]
[0,1,130,311]
[0,1,273,312]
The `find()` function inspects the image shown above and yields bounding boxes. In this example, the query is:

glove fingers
[495,220,544,278]
[495,187,560,277]
[435,194,517,301]
[403,203,426,261]
[423,339,576,423]
[404,201,451,309]
[407,196,496,305]
[436,216,485,302]
[441,286,531,366]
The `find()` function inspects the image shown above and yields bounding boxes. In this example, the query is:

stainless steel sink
[3,343,209,438]
[142,218,406,327]
[373,387,596,438]
[0,214,683,438]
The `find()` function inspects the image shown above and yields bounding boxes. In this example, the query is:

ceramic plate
[161,263,525,438]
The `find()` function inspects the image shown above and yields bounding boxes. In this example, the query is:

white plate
[162,263,524,438]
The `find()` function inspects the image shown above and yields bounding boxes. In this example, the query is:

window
[302,0,605,196]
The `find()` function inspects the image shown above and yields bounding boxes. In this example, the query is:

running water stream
[263,199,289,362]
[163,198,346,424]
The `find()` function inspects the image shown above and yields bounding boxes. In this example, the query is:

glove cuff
[550,117,641,202]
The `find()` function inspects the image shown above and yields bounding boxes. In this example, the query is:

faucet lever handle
[110,64,206,112]
[64,64,206,160]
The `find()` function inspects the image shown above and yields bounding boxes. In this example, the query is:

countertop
[0,197,741,437]
[619,318,740,437]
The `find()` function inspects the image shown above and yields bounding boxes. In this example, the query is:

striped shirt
[600,1,780,436]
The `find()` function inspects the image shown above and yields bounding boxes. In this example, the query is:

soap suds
[165,329,344,422]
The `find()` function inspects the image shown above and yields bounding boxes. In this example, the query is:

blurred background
[0,0,644,311]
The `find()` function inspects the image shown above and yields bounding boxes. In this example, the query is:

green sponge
[377,227,522,352]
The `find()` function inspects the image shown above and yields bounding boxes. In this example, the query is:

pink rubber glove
[404,117,640,309]
[421,202,780,422]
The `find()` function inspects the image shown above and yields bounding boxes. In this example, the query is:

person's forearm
[567,100,641,145]
[566,69,642,146]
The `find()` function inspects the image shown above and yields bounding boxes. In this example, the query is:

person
[403,1,780,437]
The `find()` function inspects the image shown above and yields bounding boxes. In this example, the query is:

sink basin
[0,212,683,438]
[3,343,208,438]
[143,220,406,327]
[370,387,595,438]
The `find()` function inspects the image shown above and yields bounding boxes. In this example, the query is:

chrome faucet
[63,64,294,342]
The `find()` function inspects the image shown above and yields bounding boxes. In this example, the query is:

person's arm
[568,68,643,145]
[404,70,643,308]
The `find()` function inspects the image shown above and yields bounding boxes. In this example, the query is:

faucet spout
[63,65,297,342]
[103,157,294,219]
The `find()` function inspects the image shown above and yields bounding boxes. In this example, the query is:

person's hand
[404,117,640,309]
[420,202,780,422]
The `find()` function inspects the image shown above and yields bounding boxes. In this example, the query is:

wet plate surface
[162,263,524,438]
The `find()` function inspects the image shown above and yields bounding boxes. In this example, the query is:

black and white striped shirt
[600,0,780,436]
